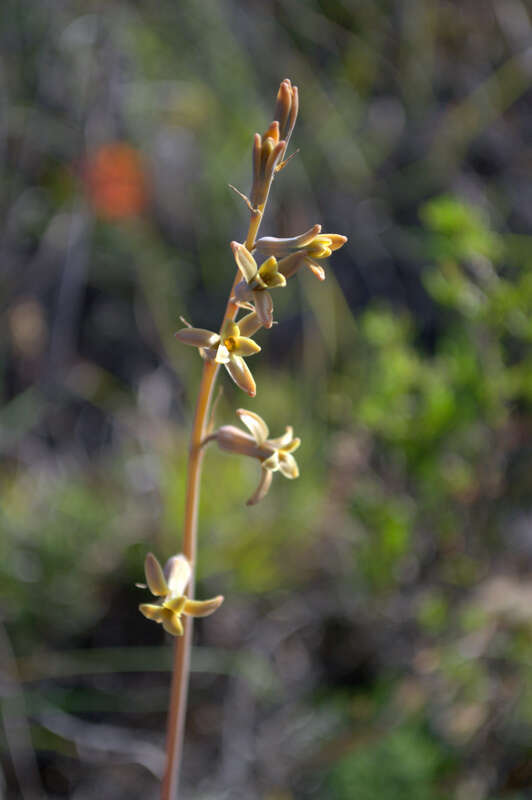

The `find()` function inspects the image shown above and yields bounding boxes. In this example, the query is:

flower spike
[209,409,301,505]
[139,553,223,637]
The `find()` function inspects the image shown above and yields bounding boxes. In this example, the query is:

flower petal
[161,611,184,636]
[232,336,261,357]
[221,321,240,339]
[165,554,192,597]
[282,436,301,453]
[305,258,326,281]
[328,234,348,251]
[233,281,254,303]
[183,595,224,618]
[139,603,165,621]
[215,342,231,364]
[307,236,332,258]
[144,553,169,597]
[278,451,299,479]
[175,328,220,348]
[225,356,256,397]
[254,225,321,256]
[164,595,187,614]
[236,408,269,444]
[266,273,286,289]
[247,467,273,506]
[258,256,279,281]
[237,311,262,338]
[253,290,274,329]
[262,451,280,472]
[268,426,294,449]
[231,241,258,283]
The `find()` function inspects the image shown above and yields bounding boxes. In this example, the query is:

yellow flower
[254,225,348,281]
[139,553,223,637]
[212,408,300,505]
[231,241,286,329]
[175,312,262,396]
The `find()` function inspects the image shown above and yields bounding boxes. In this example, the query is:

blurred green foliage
[328,724,447,800]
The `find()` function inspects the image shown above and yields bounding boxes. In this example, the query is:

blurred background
[1,1,532,798]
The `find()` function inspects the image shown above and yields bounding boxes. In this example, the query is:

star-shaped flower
[175,312,262,396]
[231,241,286,329]
[254,224,347,281]
[139,553,223,636]
[212,408,300,505]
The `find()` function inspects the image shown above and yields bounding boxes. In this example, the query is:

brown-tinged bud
[250,137,286,209]
[274,79,299,146]
[262,120,280,144]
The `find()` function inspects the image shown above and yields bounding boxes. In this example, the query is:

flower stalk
[138,78,347,799]
[161,151,273,800]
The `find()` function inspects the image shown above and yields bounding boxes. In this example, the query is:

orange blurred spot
[84,142,147,219]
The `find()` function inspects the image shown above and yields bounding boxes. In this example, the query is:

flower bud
[274,79,299,145]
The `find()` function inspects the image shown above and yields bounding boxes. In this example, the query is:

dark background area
[1,1,532,798]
